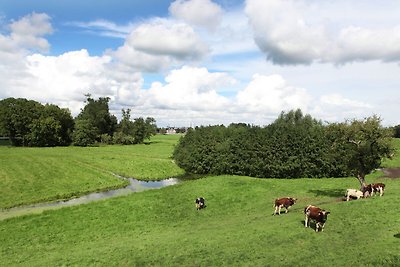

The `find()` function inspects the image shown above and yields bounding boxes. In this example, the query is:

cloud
[144,66,234,111]
[108,18,209,72]
[66,20,134,38]
[312,94,373,122]
[236,74,311,113]
[245,0,400,65]
[8,12,53,52]
[169,0,223,31]
[0,11,382,127]
[130,18,209,60]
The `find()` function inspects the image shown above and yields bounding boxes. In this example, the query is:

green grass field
[0,136,399,266]
[0,134,184,209]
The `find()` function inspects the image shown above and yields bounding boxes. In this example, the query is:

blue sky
[1,0,400,127]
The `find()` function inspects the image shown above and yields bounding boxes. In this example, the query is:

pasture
[0,134,184,209]
[0,136,399,266]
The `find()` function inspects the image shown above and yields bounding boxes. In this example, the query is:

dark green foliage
[173,110,393,179]
[113,108,157,145]
[72,119,98,146]
[0,98,74,146]
[326,115,394,186]
[392,124,400,138]
[73,95,117,146]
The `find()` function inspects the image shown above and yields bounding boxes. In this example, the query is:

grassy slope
[0,175,399,266]
[0,135,184,209]
[0,138,399,266]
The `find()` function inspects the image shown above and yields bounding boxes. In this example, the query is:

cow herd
[195,182,385,232]
[272,182,386,232]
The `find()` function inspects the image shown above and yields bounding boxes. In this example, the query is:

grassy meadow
[0,136,399,266]
[0,134,184,209]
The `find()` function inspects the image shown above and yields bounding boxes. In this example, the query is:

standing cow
[363,183,386,197]
[371,183,385,196]
[273,197,297,215]
[195,197,206,210]
[304,205,330,232]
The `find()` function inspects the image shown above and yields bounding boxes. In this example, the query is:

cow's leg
[304,215,308,227]
[277,205,282,215]
[273,206,278,215]
[346,195,350,201]
[285,206,289,213]
[379,187,383,196]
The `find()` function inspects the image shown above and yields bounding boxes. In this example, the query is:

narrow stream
[0,176,180,221]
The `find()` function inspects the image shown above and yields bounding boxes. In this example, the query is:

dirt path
[380,168,400,178]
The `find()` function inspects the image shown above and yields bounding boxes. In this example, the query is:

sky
[1,0,400,127]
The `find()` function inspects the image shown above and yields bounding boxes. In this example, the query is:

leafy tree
[0,98,74,147]
[29,117,62,147]
[392,125,400,138]
[72,119,98,146]
[327,115,394,188]
[119,109,134,135]
[40,104,74,146]
[0,98,42,146]
[75,95,117,142]
[144,117,157,140]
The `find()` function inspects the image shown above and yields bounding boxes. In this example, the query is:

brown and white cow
[371,183,385,196]
[304,205,330,232]
[363,183,385,197]
[273,197,297,215]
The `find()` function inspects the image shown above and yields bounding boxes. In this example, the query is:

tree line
[0,96,156,147]
[173,109,394,186]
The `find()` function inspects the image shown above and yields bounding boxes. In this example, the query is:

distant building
[166,128,177,134]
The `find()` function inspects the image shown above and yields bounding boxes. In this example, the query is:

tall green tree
[0,98,74,147]
[327,115,394,188]
[0,98,42,146]
[74,95,117,145]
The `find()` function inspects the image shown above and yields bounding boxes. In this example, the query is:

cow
[362,183,386,197]
[273,197,297,215]
[195,197,206,210]
[304,205,330,232]
[345,189,364,201]
[371,183,385,197]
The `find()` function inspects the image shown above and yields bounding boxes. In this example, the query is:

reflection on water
[0,177,179,221]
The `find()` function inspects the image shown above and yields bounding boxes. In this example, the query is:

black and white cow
[195,197,206,210]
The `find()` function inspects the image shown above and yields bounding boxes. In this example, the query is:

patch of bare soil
[380,168,400,179]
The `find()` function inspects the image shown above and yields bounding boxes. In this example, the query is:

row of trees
[173,109,394,187]
[0,96,157,147]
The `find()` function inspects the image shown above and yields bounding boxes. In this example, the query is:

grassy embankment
[0,136,399,266]
[0,134,185,209]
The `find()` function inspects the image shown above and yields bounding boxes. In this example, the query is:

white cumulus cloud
[169,0,223,31]
[245,0,400,65]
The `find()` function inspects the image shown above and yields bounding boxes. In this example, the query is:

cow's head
[289,197,297,204]
[319,210,330,222]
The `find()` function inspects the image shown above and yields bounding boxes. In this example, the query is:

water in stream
[0,177,179,221]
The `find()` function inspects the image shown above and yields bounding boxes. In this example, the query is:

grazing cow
[345,189,364,201]
[195,197,205,210]
[273,197,297,215]
[371,183,385,197]
[304,205,330,232]
[363,183,386,197]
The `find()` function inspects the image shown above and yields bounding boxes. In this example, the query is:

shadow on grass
[394,233,400,238]
[308,188,344,198]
